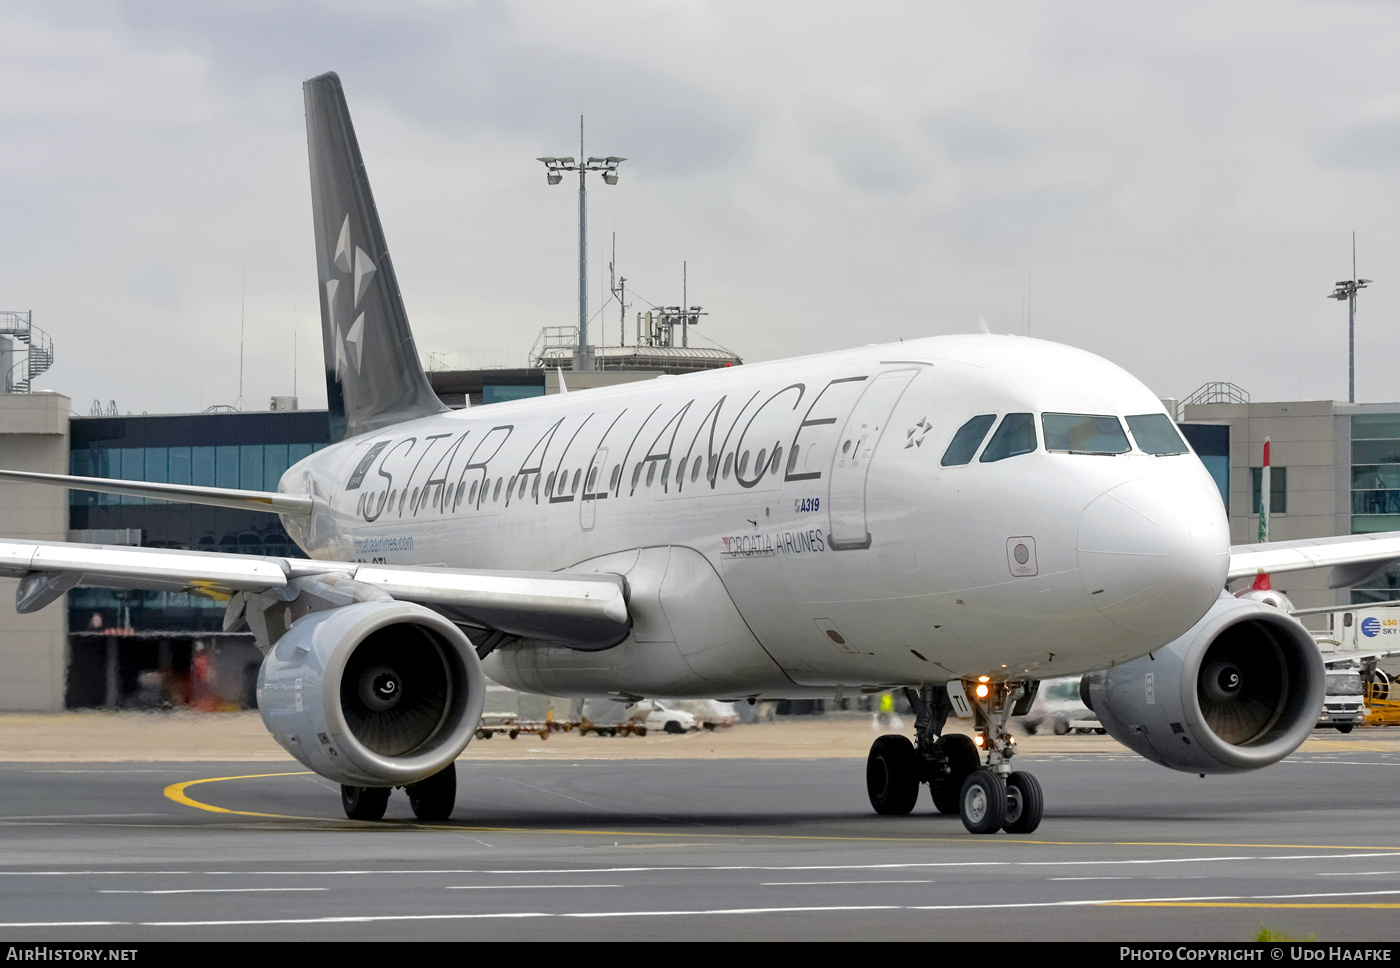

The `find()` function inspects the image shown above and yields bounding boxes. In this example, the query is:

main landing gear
[340,762,457,822]
[865,682,1043,835]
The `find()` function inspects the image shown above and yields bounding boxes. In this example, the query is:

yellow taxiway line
[164,771,1400,852]
[163,772,318,820]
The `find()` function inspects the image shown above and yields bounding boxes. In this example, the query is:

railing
[0,311,55,393]
[1181,381,1250,409]
[529,326,581,368]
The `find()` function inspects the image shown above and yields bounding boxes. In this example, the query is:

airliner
[4,73,1400,834]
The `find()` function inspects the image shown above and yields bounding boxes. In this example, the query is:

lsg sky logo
[1360,615,1398,637]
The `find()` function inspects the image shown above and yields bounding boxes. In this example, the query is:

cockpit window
[941,414,996,466]
[1041,413,1130,455]
[979,413,1037,463]
[1126,414,1188,455]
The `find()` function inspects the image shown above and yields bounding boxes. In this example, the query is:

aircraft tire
[959,769,1005,834]
[407,762,457,821]
[930,734,981,815]
[341,784,390,821]
[1002,771,1043,834]
[866,734,919,815]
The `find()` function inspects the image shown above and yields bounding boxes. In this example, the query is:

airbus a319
[5,73,1399,834]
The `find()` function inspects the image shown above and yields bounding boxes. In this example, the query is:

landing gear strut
[863,681,1043,835]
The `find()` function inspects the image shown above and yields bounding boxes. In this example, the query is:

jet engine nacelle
[257,600,484,787]
[1082,592,1324,774]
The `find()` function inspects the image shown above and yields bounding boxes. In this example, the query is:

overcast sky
[2,1,1397,415]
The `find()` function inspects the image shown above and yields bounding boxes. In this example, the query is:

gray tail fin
[304,72,446,442]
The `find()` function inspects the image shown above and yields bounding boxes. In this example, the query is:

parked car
[627,700,700,734]
[1020,676,1104,735]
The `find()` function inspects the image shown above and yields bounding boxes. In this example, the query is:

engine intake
[1082,592,1324,774]
[257,600,484,787]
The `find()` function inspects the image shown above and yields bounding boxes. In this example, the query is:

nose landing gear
[863,681,1043,834]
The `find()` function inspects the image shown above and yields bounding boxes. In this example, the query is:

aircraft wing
[1228,532,1400,588]
[0,538,629,650]
[0,468,312,516]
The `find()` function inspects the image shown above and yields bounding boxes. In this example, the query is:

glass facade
[67,411,331,634]
[1178,423,1229,510]
[1250,466,1287,515]
[482,384,545,405]
[1350,413,1400,602]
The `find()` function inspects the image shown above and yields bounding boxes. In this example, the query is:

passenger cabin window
[979,413,1037,463]
[1041,413,1129,455]
[941,414,996,466]
[1126,414,1188,455]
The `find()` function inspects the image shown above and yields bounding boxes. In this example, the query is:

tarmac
[1,712,1399,942]
[4,709,1396,761]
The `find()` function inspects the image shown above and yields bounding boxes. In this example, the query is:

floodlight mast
[537,120,625,372]
[1328,232,1372,404]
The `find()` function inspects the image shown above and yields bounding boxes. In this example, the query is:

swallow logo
[327,214,375,380]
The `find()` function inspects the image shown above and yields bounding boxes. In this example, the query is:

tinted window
[941,414,996,466]
[1042,413,1129,455]
[980,413,1037,463]
[1126,414,1188,455]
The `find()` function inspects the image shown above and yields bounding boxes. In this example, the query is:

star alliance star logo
[326,213,376,380]
[905,416,932,449]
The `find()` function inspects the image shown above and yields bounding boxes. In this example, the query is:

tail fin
[304,72,446,442]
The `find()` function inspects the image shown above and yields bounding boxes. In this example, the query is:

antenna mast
[237,269,246,411]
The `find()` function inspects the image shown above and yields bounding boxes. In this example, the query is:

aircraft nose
[1077,478,1229,637]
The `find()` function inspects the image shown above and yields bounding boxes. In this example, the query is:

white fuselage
[279,335,1230,699]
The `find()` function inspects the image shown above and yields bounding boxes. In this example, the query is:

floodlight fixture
[1328,234,1375,404]
[536,121,626,371]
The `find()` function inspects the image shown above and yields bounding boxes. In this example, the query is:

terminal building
[0,358,1393,711]
[1177,384,1400,614]
[0,315,743,712]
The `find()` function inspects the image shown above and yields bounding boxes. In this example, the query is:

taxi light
[975,683,989,698]
[978,676,990,683]
[974,734,985,747]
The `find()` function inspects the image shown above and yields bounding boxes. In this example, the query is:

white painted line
[6,888,1400,930]
[2,852,1397,879]
[445,884,621,890]
[1049,876,1208,881]
[100,888,328,895]
[0,813,169,821]
[761,880,933,886]
[1016,852,1400,867]
[1317,871,1400,876]
[0,922,126,928]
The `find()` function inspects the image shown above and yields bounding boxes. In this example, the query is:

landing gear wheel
[866,734,920,815]
[959,769,1005,834]
[406,763,457,821]
[341,784,390,821]
[930,734,981,815]
[1001,771,1043,834]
